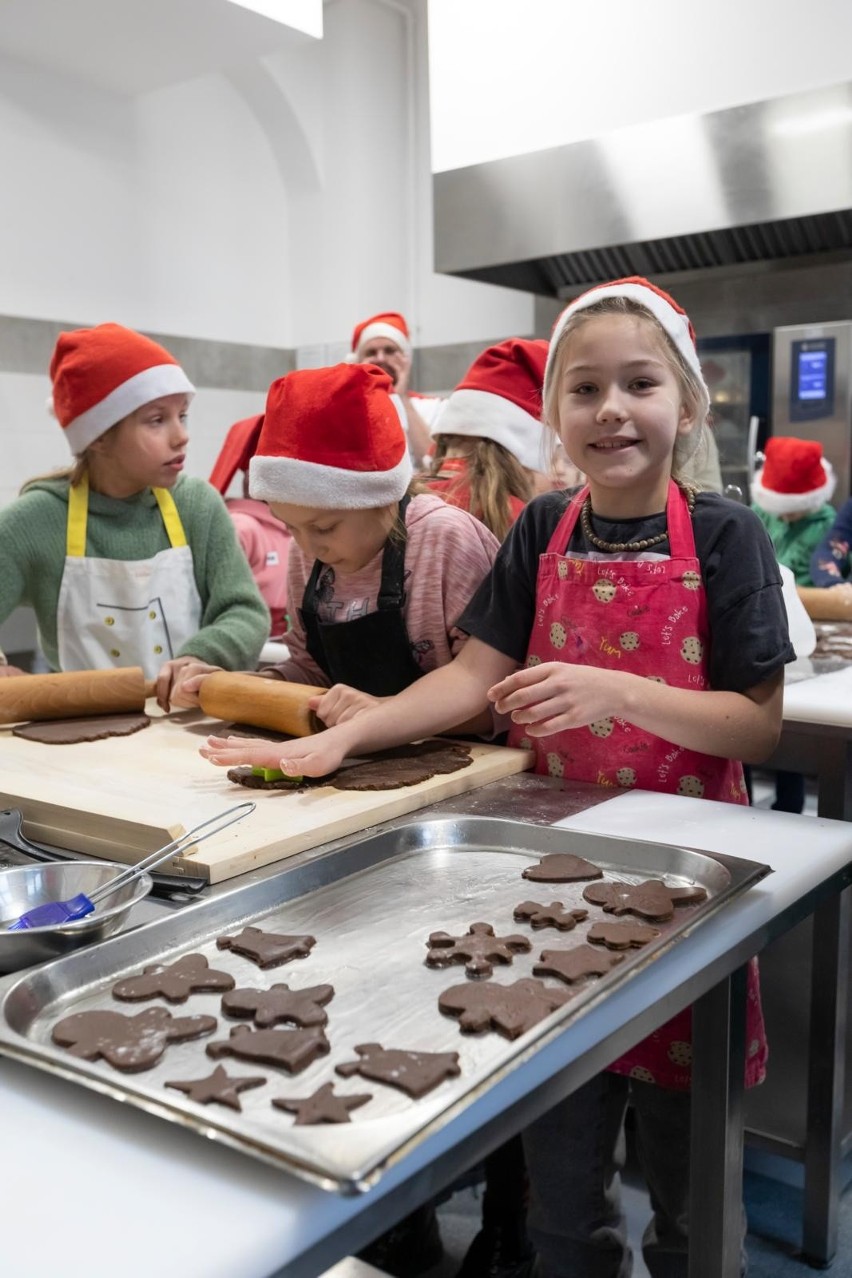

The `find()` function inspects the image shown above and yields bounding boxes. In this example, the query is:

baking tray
[0,816,770,1193]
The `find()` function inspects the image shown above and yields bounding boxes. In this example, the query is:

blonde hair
[419,436,533,542]
[20,457,87,495]
[543,296,710,480]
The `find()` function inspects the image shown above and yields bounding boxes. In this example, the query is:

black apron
[299,496,425,697]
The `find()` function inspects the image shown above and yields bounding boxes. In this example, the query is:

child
[809,493,852,599]
[203,277,794,1278]
[0,323,269,708]
[424,337,551,541]
[751,436,836,813]
[209,415,292,637]
[171,361,500,713]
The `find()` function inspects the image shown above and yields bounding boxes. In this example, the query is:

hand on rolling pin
[308,684,382,727]
[489,662,624,737]
[167,659,225,710]
[201,721,357,778]
[827,582,852,604]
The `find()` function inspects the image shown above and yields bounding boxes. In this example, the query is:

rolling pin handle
[144,679,157,698]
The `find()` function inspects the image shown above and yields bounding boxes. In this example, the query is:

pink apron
[508,481,766,1089]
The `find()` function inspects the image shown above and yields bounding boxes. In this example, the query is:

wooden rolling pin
[198,672,327,737]
[0,666,149,725]
[797,586,852,622]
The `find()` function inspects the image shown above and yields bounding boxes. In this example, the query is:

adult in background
[349,310,441,467]
[209,415,292,638]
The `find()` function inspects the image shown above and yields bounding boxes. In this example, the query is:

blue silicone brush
[6,801,255,930]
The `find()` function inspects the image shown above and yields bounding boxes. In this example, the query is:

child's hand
[488,662,625,737]
[200,724,355,778]
[308,684,381,726]
[168,660,224,709]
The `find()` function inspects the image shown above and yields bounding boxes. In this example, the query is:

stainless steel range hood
[433,81,852,298]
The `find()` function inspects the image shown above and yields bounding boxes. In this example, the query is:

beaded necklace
[579,482,697,554]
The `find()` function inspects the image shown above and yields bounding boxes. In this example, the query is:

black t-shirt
[459,489,795,693]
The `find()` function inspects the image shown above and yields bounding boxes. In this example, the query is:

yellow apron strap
[152,487,188,548]
[66,475,89,557]
[66,479,188,555]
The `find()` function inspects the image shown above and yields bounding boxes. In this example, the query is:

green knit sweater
[0,475,270,670]
[752,502,837,586]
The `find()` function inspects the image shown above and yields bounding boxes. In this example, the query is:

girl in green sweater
[751,436,836,585]
[0,323,269,708]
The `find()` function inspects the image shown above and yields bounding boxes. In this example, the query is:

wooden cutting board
[0,707,533,882]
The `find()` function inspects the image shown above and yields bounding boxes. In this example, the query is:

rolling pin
[797,586,852,622]
[198,672,327,737]
[0,666,149,725]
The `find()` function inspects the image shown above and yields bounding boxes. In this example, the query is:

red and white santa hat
[544,275,709,406]
[209,415,264,494]
[348,311,412,362]
[249,363,412,509]
[433,338,550,472]
[751,436,835,515]
[50,322,195,456]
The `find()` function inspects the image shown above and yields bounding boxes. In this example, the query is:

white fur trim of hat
[751,458,836,515]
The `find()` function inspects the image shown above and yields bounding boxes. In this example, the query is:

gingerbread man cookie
[522,853,604,883]
[52,1008,217,1073]
[513,900,589,932]
[112,954,235,1004]
[165,1065,266,1111]
[272,1082,372,1125]
[206,1024,330,1074]
[216,926,316,969]
[336,1043,461,1099]
[583,880,706,922]
[425,921,531,979]
[222,983,334,1028]
[438,978,573,1040]
[587,921,660,950]
[533,945,624,985]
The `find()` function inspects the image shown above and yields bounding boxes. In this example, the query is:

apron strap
[66,477,188,557]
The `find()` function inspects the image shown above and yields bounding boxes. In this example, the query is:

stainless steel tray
[0,816,770,1193]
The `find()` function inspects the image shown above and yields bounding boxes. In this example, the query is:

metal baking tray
[0,816,770,1193]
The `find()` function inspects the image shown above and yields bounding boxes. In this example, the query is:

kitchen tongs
[7,801,255,930]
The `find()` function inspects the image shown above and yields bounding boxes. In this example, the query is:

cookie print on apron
[508,480,765,1089]
[56,476,202,680]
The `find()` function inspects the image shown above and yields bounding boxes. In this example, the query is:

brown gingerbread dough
[206,1024,330,1073]
[587,921,660,950]
[336,1042,461,1098]
[272,1082,372,1125]
[13,712,150,745]
[52,1007,217,1072]
[522,853,604,883]
[583,880,707,922]
[216,926,316,969]
[439,977,573,1039]
[425,921,532,979]
[112,954,235,1004]
[513,900,589,931]
[533,945,625,985]
[165,1064,266,1111]
[227,740,474,793]
[222,982,334,1028]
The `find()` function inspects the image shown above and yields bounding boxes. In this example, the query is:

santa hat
[348,311,412,362]
[433,338,550,472]
[209,415,264,494]
[249,363,412,509]
[751,436,836,515]
[49,322,195,456]
[544,276,709,407]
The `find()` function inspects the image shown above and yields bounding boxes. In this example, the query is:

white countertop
[1,790,850,1278]
[782,662,852,727]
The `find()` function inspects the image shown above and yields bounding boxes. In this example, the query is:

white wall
[428,0,852,172]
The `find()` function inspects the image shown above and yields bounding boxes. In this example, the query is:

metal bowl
[0,862,153,973]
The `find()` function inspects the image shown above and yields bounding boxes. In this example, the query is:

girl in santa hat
[422,337,554,541]
[171,361,500,729]
[204,277,795,1278]
[0,323,269,708]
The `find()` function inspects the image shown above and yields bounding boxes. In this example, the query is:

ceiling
[0,0,314,97]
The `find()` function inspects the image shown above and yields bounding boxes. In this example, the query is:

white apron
[56,476,203,680]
